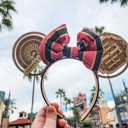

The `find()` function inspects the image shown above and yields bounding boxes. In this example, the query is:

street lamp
[2,104,6,108]
[123,96,127,101]
[9,107,13,110]
[2,91,14,118]
[123,79,128,101]
[107,74,123,128]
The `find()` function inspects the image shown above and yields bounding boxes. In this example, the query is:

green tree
[2,98,16,119]
[23,65,47,82]
[99,0,127,7]
[27,112,37,121]
[70,107,81,124]
[56,88,65,110]
[81,120,92,127]
[94,26,106,35]
[0,0,17,31]
[63,97,73,113]
[89,109,96,118]
[23,64,47,127]
[90,86,104,127]
[90,86,104,106]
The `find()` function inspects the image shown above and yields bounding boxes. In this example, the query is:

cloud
[107,101,115,108]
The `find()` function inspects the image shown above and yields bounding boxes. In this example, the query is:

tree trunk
[60,96,61,110]
[30,76,35,128]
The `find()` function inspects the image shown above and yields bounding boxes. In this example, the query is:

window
[120,113,125,120]
[120,112,128,120]
[124,112,128,119]
[20,113,23,117]
[126,106,128,111]
[80,104,84,111]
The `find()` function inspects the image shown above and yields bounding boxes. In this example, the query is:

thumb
[43,106,57,128]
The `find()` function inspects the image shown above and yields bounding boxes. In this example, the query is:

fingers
[51,103,59,109]
[31,107,47,128]
[57,118,70,128]
[51,103,63,115]
[35,106,47,118]
[57,118,66,127]
[43,106,57,128]
[32,103,65,128]
[64,124,70,128]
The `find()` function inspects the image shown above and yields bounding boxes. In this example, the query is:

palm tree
[63,97,68,113]
[56,89,65,110]
[23,65,47,82]
[2,98,16,120]
[0,0,17,31]
[63,97,73,113]
[94,26,106,35]
[90,86,104,128]
[70,107,81,126]
[99,0,127,7]
[90,86,104,106]
[23,64,47,128]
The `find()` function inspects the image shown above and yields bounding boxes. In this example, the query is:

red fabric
[83,51,96,69]
[9,119,30,125]
[39,24,103,72]
[39,24,70,65]
[77,32,96,51]
[71,47,79,58]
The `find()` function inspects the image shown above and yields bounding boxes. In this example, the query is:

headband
[39,24,103,121]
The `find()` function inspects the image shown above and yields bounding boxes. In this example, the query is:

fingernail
[46,106,57,120]
[47,106,55,112]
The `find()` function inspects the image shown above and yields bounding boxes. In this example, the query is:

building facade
[9,111,30,128]
[73,93,101,123]
[100,96,116,127]
[115,92,128,127]
[73,93,87,118]
[0,90,5,126]
[0,102,3,126]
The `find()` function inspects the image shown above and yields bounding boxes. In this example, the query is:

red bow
[39,24,103,72]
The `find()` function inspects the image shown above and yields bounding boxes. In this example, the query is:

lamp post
[107,74,122,128]
[2,91,13,118]
[123,79,128,101]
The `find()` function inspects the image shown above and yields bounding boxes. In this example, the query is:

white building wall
[9,126,16,128]
[113,109,118,124]
[24,125,30,128]
[108,111,115,121]
[63,110,73,118]
[0,102,3,126]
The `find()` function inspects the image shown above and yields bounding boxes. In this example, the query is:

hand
[31,103,70,128]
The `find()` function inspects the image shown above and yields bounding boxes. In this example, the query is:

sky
[0,0,128,121]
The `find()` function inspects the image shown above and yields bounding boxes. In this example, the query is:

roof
[9,119,30,125]
[19,111,26,114]
[108,108,113,112]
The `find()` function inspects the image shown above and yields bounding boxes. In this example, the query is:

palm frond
[0,0,17,31]
[2,18,13,31]
[120,0,128,6]
[23,74,32,82]
[99,0,109,3]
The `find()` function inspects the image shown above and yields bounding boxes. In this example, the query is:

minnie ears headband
[39,24,103,121]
